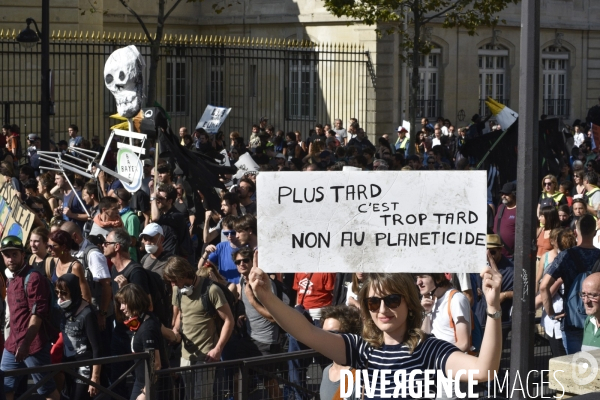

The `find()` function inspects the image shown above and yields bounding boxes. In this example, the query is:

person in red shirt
[0,235,60,400]
[289,273,336,399]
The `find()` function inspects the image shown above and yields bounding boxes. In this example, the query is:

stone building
[1,0,599,139]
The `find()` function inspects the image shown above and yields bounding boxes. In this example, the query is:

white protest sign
[234,152,260,180]
[257,171,487,273]
[117,148,143,192]
[196,105,232,134]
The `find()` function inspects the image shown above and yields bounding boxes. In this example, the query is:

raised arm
[445,250,503,381]
[248,251,346,365]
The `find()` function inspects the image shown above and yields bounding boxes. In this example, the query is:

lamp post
[16,0,50,151]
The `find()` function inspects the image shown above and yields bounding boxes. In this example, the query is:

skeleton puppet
[104,45,145,118]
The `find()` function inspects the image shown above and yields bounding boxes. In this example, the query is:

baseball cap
[140,223,163,238]
[397,126,407,132]
[0,236,24,252]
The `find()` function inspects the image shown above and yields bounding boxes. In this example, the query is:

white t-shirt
[452,273,472,292]
[73,239,111,281]
[574,132,585,148]
[334,128,347,145]
[589,189,600,211]
[431,289,472,346]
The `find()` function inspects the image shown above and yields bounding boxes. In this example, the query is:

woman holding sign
[248,252,503,399]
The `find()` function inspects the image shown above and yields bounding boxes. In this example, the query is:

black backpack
[124,263,173,329]
[176,277,238,326]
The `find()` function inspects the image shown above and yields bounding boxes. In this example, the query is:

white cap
[139,223,163,238]
[397,126,407,133]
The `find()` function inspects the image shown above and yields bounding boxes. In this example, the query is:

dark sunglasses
[223,230,236,237]
[544,182,553,186]
[488,249,498,255]
[55,290,69,296]
[31,207,45,214]
[365,294,402,312]
[234,258,251,265]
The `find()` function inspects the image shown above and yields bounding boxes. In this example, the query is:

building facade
[1,0,600,140]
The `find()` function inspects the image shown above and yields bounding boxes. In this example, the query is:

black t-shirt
[112,261,149,335]
[131,313,168,387]
[158,207,194,263]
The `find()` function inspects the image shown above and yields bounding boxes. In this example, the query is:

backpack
[565,249,594,329]
[176,277,238,332]
[24,270,61,343]
[540,196,556,209]
[28,255,54,279]
[447,289,481,355]
[124,263,173,329]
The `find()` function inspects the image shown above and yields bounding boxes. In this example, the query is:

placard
[234,153,260,180]
[257,171,487,273]
[196,105,232,133]
[117,148,143,192]
[0,175,34,240]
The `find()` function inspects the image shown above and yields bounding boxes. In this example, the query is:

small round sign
[117,148,143,193]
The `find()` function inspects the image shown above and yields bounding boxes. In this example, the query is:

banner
[0,175,35,240]
[257,171,487,273]
[196,105,232,133]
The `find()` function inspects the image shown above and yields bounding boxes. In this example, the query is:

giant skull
[104,45,145,118]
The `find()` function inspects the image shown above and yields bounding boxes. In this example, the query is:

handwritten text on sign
[257,171,487,273]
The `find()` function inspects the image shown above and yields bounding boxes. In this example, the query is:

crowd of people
[0,109,598,400]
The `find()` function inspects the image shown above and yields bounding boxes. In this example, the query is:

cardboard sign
[117,148,143,192]
[257,171,487,273]
[234,153,260,180]
[0,175,34,240]
[196,105,232,133]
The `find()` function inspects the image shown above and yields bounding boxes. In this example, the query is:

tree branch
[164,0,185,21]
[421,3,461,24]
[118,0,152,41]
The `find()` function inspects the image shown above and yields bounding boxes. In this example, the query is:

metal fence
[0,30,374,148]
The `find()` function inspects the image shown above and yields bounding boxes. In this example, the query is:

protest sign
[234,153,260,180]
[0,175,34,240]
[196,105,232,133]
[257,171,487,273]
[117,148,143,192]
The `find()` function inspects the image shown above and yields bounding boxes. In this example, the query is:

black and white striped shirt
[342,333,459,399]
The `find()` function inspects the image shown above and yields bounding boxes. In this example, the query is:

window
[209,47,225,106]
[288,51,317,120]
[542,46,569,117]
[409,48,440,119]
[166,59,187,114]
[479,44,509,115]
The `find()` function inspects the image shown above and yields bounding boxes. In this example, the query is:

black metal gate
[0,30,374,146]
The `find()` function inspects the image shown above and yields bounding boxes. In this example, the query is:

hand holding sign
[481,250,502,311]
[196,105,232,134]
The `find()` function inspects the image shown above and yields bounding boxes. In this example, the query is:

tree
[118,0,237,106]
[324,0,519,155]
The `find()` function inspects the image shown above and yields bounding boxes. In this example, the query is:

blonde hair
[541,174,558,193]
[358,273,425,352]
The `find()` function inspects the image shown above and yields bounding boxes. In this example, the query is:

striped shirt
[342,333,459,399]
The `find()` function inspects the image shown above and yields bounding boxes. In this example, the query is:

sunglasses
[489,249,498,255]
[102,242,117,247]
[1,237,23,248]
[365,294,402,312]
[234,258,251,265]
[55,290,69,296]
[544,182,553,186]
[223,230,236,237]
[47,244,59,250]
[31,207,45,214]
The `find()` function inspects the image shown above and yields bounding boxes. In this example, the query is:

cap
[397,126,407,133]
[275,153,286,159]
[500,182,516,195]
[0,236,24,252]
[28,134,39,141]
[486,234,503,249]
[140,223,163,238]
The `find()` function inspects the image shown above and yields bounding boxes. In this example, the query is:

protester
[248,252,504,397]
[541,214,600,354]
[54,172,88,229]
[139,223,169,277]
[113,189,140,261]
[48,230,92,303]
[581,273,600,351]
[28,226,57,278]
[164,257,234,400]
[319,305,362,400]
[56,274,101,400]
[1,235,60,400]
[494,182,517,260]
[537,174,568,216]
